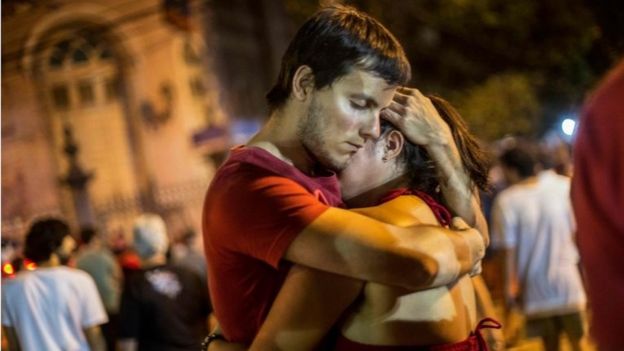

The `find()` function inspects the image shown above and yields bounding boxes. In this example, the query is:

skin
[211,82,502,350]
[246,66,484,290]
[207,66,487,349]
[249,126,478,350]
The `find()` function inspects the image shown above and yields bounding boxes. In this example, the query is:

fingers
[380,106,402,125]
[392,92,410,104]
[451,217,469,231]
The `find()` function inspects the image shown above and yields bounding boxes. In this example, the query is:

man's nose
[360,114,380,139]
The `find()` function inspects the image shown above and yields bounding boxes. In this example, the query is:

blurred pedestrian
[76,226,123,351]
[171,228,207,282]
[1,218,107,351]
[492,145,586,351]
[118,214,211,351]
[572,59,624,351]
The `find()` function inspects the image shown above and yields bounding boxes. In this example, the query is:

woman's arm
[472,276,505,351]
[250,265,363,351]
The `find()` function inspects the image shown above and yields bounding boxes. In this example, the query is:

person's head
[339,95,490,204]
[24,218,76,265]
[133,213,169,261]
[80,226,99,246]
[267,5,411,112]
[499,144,538,184]
[269,5,411,172]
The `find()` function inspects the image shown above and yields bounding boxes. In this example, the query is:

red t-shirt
[202,146,343,343]
[572,60,624,348]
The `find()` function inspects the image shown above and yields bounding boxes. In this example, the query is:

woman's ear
[292,65,315,101]
[383,130,405,161]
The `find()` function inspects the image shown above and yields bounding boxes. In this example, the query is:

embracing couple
[202,5,501,351]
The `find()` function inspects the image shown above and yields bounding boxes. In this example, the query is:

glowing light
[25,261,37,271]
[562,119,576,136]
[3,263,15,275]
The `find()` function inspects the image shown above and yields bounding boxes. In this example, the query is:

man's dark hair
[500,145,537,179]
[23,218,70,263]
[80,227,98,245]
[381,95,490,202]
[266,5,411,112]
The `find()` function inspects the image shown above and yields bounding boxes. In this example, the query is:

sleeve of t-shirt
[80,273,109,328]
[207,171,330,268]
[491,195,517,249]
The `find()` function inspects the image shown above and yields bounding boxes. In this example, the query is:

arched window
[42,28,119,110]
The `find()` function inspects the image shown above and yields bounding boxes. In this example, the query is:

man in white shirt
[491,145,586,351]
[2,218,108,351]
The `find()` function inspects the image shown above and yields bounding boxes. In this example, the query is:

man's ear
[383,130,405,161]
[292,65,315,101]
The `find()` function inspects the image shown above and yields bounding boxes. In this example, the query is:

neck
[345,174,410,208]
[141,254,166,268]
[248,106,318,175]
[37,254,60,268]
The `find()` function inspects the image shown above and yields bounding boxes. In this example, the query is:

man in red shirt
[572,59,624,351]
[202,5,487,346]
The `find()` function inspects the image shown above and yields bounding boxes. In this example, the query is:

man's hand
[381,87,452,147]
[450,217,485,277]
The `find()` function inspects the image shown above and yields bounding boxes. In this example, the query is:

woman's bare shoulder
[352,195,439,227]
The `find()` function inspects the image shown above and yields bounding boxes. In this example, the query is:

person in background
[492,145,586,351]
[118,213,211,351]
[76,226,123,351]
[171,228,207,283]
[572,59,624,351]
[1,218,107,351]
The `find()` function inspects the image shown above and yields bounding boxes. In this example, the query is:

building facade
[2,0,229,244]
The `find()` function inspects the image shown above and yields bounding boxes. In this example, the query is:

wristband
[201,333,225,351]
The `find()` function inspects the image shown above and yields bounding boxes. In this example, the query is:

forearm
[472,276,505,351]
[426,141,490,244]
[287,209,484,290]
[502,248,519,314]
[84,326,106,351]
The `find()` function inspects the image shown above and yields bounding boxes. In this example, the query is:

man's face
[297,69,397,172]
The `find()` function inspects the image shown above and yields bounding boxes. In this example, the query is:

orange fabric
[202,146,343,343]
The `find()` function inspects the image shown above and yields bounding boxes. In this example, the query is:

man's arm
[285,207,484,291]
[2,326,21,351]
[83,326,106,351]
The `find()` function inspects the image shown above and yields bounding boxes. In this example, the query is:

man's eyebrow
[350,93,379,108]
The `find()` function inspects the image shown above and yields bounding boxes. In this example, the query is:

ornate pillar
[60,124,96,228]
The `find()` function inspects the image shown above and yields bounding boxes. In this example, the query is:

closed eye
[350,100,368,110]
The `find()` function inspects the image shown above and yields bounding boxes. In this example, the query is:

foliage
[282,0,624,140]
[455,73,540,141]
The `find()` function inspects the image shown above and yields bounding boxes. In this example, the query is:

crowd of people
[2,214,211,351]
[2,4,623,351]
